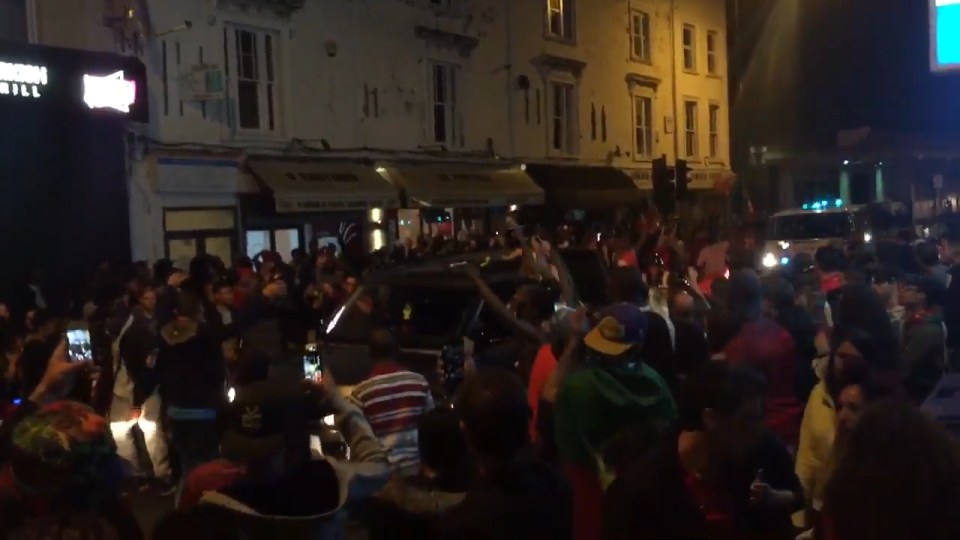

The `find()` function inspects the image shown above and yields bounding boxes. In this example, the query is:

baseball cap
[584,303,648,357]
[220,380,300,463]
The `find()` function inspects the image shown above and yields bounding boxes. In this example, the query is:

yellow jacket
[793,380,836,527]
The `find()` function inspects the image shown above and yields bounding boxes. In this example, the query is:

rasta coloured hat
[584,302,649,357]
[10,401,118,493]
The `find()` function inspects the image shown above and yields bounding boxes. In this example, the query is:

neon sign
[0,61,47,99]
[83,71,136,113]
[932,0,960,72]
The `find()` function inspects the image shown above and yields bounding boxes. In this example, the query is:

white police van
[760,200,872,272]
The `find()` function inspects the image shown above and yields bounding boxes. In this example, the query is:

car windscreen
[325,281,478,349]
[559,249,607,308]
[767,212,854,240]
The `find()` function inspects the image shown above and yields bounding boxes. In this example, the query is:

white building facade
[5,0,732,265]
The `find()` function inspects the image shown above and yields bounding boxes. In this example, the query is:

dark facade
[0,39,147,308]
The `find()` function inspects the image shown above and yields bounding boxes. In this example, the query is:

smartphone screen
[303,343,322,381]
[66,329,93,362]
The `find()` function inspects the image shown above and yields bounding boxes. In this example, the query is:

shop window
[246,228,301,261]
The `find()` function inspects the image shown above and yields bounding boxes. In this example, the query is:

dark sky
[731,0,960,153]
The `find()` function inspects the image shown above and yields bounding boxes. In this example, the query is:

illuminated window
[550,81,576,155]
[684,100,699,157]
[633,96,653,158]
[709,103,720,158]
[547,0,574,40]
[429,62,458,145]
[707,31,719,75]
[682,24,697,72]
[225,26,280,132]
[631,11,651,63]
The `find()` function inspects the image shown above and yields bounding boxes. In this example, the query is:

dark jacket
[439,461,572,540]
[236,290,284,359]
[156,319,225,411]
[776,305,819,403]
[602,429,802,540]
[118,308,159,407]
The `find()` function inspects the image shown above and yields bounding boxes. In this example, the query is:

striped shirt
[349,362,434,474]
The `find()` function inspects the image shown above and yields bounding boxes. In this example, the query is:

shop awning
[524,164,647,209]
[386,164,544,207]
[246,159,401,213]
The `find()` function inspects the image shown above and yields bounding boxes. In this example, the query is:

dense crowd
[0,221,958,539]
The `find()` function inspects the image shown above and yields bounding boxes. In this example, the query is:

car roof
[363,250,524,288]
[771,205,865,218]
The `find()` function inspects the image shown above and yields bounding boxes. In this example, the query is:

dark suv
[319,251,581,396]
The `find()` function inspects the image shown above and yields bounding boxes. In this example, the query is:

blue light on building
[935,0,960,68]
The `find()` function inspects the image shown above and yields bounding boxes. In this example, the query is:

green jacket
[554,360,677,486]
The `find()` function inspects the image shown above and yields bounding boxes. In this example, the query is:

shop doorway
[245,228,301,262]
[165,234,236,270]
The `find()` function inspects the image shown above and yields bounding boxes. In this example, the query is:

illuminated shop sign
[932,0,960,72]
[0,61,48,99]
[83,71,137,113]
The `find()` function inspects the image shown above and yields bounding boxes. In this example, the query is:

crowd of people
[0,219,957,539]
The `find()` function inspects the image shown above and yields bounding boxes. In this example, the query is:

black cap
[220,380,301,463]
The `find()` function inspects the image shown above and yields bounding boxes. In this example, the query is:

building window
[630,11,651,64]
[684,100,699,157]
[546,0,574,41]
[0,0,28,42]
[226,27,280,132]
[633,96,653,159]
[550,82,575,154]
[429,62,458,145]
[682,24,696,72]
[707,31,719,75]
[709,103,720,158]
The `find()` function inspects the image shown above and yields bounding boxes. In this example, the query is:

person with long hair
[821,400,960,540]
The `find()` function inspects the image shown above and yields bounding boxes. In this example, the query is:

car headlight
[863,232,873,243]
[762,252,778,268]
[322,414,335,426]
[778,241,791,250]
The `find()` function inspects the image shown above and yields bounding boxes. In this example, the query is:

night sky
[731,0,960,159]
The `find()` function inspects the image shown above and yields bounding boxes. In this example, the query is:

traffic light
[651,155,675,216]
[675,159,690,200]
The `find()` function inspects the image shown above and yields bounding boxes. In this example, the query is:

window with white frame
[709,103,720,158]
[630,10,651,63]
[0,0,28,42]
[684,100,699,157]
[225,26,280,132]
[550,82,576,154]
[707,30,719,74]
[682,24,696,72]
[633,96,653,159]
[429,62,458,145]
[546,0,574,40]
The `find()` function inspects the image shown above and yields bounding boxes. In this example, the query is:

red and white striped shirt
[348,362,434,474]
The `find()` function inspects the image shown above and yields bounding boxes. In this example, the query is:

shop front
[130,153,245,268]
[383,163,543,240]
[0,39,146,302]
[243,158,402,260]
[523,163,647,225]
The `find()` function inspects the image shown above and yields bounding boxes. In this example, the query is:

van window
[768,212,854,241]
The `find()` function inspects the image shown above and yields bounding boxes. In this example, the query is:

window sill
[682,69,699,75]
[544,34,577,46]
[706,73,723,80]
[633,155,653,163]
[629,57,653,66]
[226,130,285,144]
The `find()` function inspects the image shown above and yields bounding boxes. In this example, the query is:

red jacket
[723,318,804,446]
